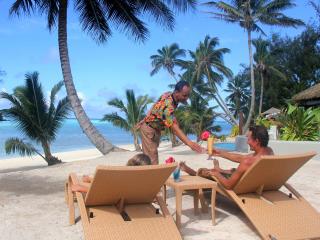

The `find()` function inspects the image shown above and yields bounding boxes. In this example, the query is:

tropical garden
[1,0,320,163]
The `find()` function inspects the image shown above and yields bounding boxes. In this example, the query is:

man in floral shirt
[138,80,205,164]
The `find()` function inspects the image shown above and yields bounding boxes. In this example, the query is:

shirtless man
[180,125,274,189]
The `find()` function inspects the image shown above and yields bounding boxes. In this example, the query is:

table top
[165,175,217,190]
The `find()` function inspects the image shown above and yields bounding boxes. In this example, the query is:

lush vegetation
[278,104,320,141]
[0,72,71,165]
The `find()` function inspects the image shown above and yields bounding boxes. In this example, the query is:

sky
[0,1,318,119]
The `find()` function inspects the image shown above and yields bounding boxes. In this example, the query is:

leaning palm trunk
[58,1,113,154]
[259,72,264,115]
[243,30,255,133]
[169,130,180,147]
[41,140,61,165]
[211,83,237,125]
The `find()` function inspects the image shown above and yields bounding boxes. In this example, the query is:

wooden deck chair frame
[66,163,182,240]
[214,151,320,240]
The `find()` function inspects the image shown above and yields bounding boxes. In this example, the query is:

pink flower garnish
[200,131,211,141]
[165,156,175,164]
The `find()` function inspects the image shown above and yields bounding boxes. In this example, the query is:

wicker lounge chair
[66,163,181,240]
[214,151,320,240]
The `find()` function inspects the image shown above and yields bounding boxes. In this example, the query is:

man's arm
[171,123,204,153]
[211,163,246,190]
[213,149,251,163]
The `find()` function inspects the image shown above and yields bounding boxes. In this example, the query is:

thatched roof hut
[292,83,320,107]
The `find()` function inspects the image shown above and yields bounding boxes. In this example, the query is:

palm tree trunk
[259,72,264,115]
[211,84,237,125]
[133,132,142,151]
[243,30,255,133]
[58,1,114,155]
[41,140,60,165]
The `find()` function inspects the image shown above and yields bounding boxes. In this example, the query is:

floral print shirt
[144,92,177,131]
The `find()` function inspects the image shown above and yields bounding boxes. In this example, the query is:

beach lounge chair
[66,163,181,240]
[213,151,320,240]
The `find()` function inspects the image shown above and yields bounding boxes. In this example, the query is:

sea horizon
[0,118,232,160]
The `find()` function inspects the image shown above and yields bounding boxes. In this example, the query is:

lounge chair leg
[193,190,199,215]
[175,189,182,229]
[162,185,167,204]
[68,178,75,225]
[211,186,216,226]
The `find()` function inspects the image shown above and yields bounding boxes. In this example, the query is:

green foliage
[5,137,44,158]
[219,135,227,142]
[150,43,186,82]
[279,104,320,141]
[230,125,239,137]
[225,69,250,119]
[102,89,153,151]
[255,116,272,129]
[0,72,71,165]
[175,92,221,141]
[262,26,320,109]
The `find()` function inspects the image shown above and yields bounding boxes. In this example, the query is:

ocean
[0,119,232,159]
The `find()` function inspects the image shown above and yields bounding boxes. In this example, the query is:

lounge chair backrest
[233,151,316,194]
[85,163,177,206]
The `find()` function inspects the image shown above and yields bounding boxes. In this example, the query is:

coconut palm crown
[204,0,304,132]
[150,43,186,82]
[10,0,196,155]
[183,35,236,125]
[0,72,71,165]
[102,89,153,151]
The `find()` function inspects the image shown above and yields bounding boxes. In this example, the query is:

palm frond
[75,0,111,43]
[5,137,44,159]
[102,113,130,131]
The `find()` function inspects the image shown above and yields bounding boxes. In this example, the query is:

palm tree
[225,73,250,119]
[10,0,196,155]
[252,37,286,114]
[175,93,221,141]
[150,43,186,82]
[185,35,237,125]
[0,72,71,165]
[204,0,304,132]
[102,89,153,151]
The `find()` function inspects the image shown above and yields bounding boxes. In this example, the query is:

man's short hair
[174,80,190,92]
[249,125,269,147]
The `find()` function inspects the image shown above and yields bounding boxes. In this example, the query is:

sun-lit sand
[0,142,319,239]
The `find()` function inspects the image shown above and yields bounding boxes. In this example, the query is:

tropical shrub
[219,135,227,142]
[255,116,272,129]
[230,125,239,137]
[279,104,320,141]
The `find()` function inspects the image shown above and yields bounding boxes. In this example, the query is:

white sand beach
[0,142,319,239]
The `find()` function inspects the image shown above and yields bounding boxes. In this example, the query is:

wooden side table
[163,175,217,229]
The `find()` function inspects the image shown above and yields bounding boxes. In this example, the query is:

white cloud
[77,91,86,105]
